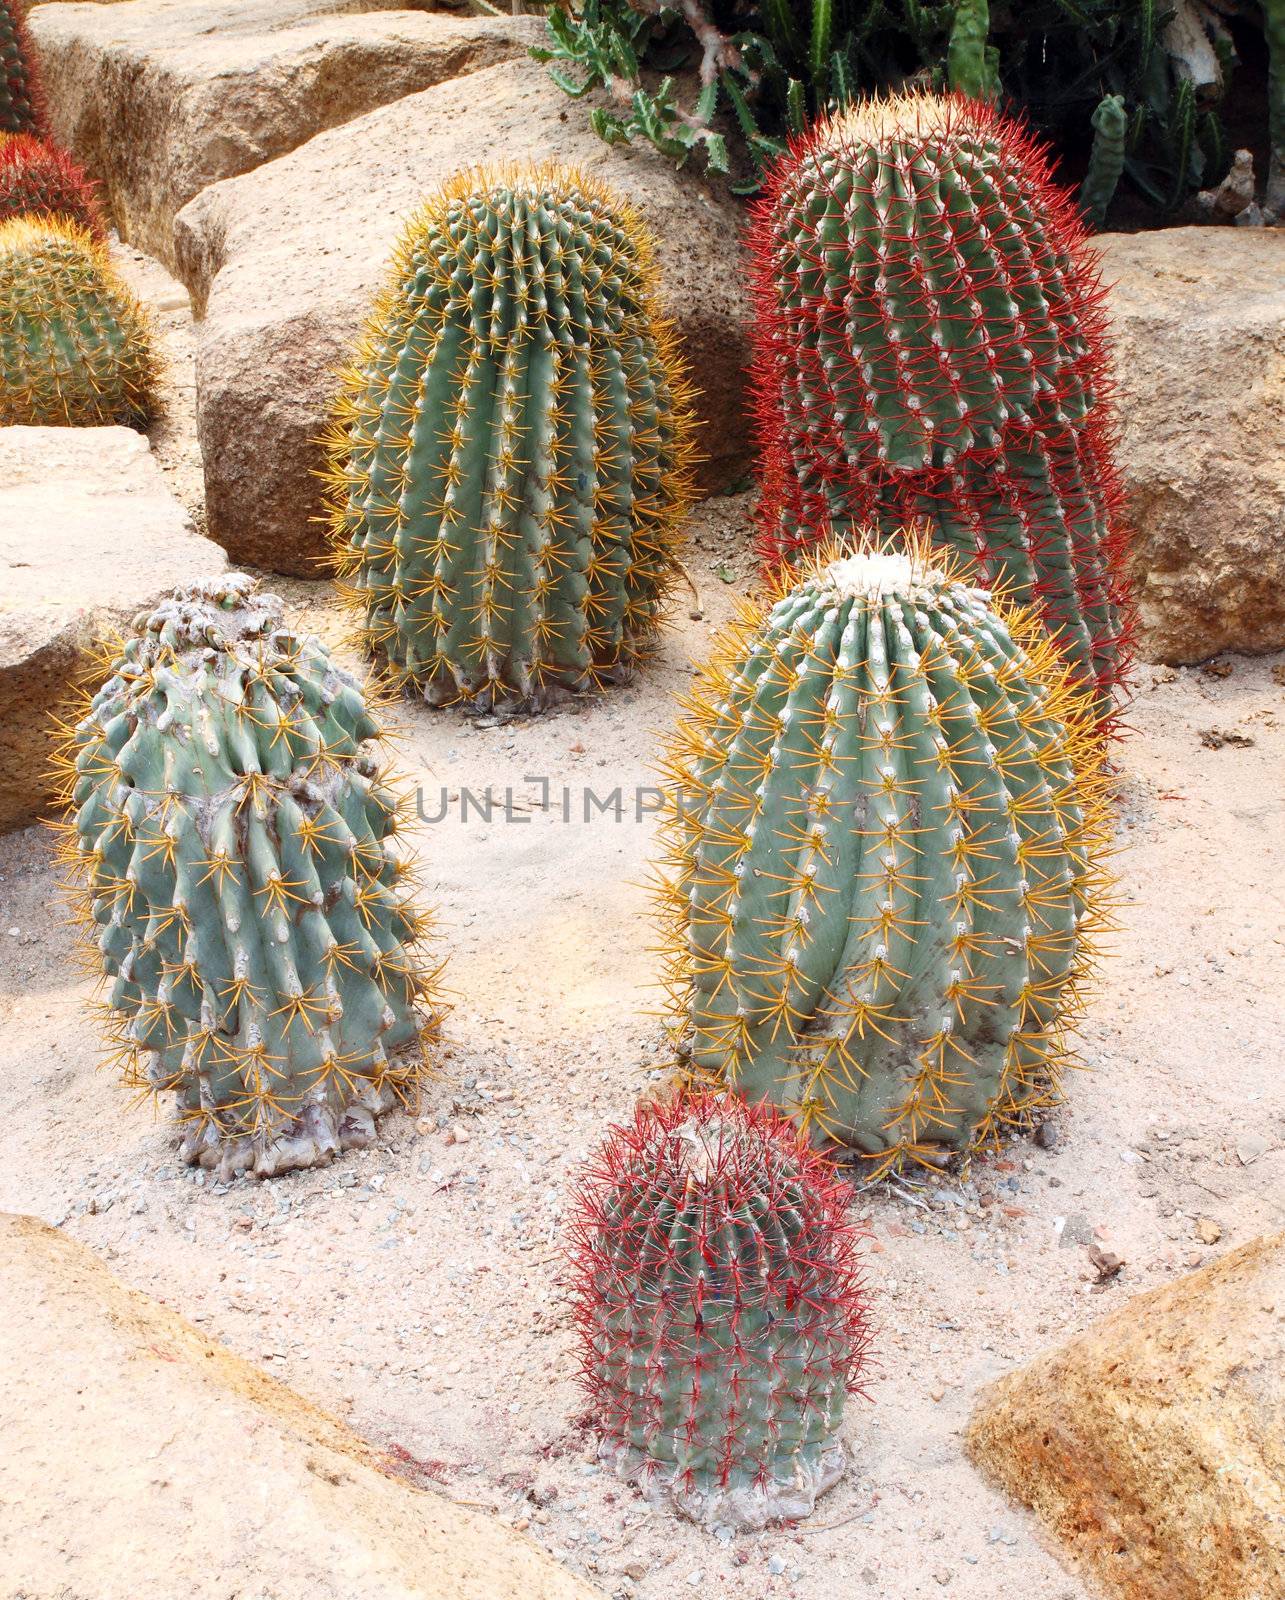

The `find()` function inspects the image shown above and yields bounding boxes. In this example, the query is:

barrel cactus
[570,1092,871,1529]
[0,0,45,138]
[52,576,446,1180]
[0,132,103,237]
[655,538,1110,1178]
[749,93,1131,705]
[324,163,696,713]
[0,215,157,427]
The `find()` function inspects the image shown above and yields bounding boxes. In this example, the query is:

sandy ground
[1,250,1283,1600]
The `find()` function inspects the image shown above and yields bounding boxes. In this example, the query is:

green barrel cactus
[325,163,696,713]
[53,576,446,1180]
[570,1092,872,1528]
[656,537,1110,1178]
[0,214,157,427]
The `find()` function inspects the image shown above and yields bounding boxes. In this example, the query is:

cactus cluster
[53,576,446,1181]
[570,1092,871,1528]
[749,94,1132,711]
[0,131,103,237]
[0,0,45,138]
[656,538,1110,1177]
[325,164,696,714]
[24,113,1143,1536]
[0,214,157,427]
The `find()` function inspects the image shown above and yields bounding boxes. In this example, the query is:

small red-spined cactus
[0,0,47,138]
[569,1092,872,1530]
[0,133,103,237]
[749,92,1133,710]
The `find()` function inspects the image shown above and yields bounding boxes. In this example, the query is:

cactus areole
[325,163,696,714]
[656,539,1111,1178]
[570,1093,871,1529]
[54,577,446,1181]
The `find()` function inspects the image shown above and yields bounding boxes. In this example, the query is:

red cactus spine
[569,1093,872,1529]
[0,134,103,238]
[748,93,1134,711]
[0,1,47,139]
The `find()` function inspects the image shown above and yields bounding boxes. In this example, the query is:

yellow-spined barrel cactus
[656,537,1110,1178]
[0,215,157,427]
[325,164,696,713]
[53,576,446,1180]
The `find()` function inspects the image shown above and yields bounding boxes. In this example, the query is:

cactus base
[603,1436,847,1532]
[176,1077,403,1182]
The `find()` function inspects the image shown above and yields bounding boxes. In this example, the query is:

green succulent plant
[656,538,1112,1178]
[54,576,447,1180]
[535,0,1269,220]
[325,163,695,713]
[0,214,157,427]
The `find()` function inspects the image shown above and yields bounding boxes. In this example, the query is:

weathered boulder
[967,1233,1285,1600]
[0,425,227,832]
[0,1213,602,1600]
[172,56,750,574]
[1099,227,1285,665]
[27,0,540,271]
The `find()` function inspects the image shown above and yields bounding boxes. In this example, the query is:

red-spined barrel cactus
[0,132,103,237]
[325,163,696,714]
[655,537,1111,1179]
[763,422,1132,706]
[570,1092,871,1529]
[52,576,447,1180]
[0,0,45,138]
[749,93,1132,707]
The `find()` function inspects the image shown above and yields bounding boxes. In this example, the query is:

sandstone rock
[0,425,227,832]
[0,1213,601,1600]
[172,56,749,574]
[967,1233,1285,1600]
[27,0,539,271]
[1099,227,1285,664]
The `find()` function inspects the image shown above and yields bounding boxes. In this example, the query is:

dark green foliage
[535,0,1266,219]
[1081,93,1128,228]
[1267,0,1284,211]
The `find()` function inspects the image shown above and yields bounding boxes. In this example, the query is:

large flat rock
[0,425,227,832]
[27,0,539,270]
[172,56,749,574]
[1099,227,1285,665]
[0,1213,601,1600]
[967,1233,1285,1600]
